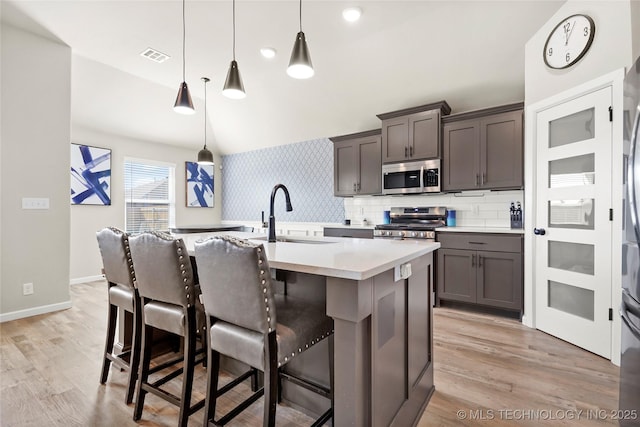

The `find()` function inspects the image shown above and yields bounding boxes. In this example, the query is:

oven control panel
[373,229,436,240]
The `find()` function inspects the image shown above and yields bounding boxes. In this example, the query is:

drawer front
[323,227,374,239]
[437,233,522,253]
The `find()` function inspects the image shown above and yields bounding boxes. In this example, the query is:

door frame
[524,68,625,365]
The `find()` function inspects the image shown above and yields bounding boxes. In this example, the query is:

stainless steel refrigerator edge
[621,54,640,426]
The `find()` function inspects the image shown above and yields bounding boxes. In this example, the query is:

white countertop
[437,226,525,234]
[183,231,439,281]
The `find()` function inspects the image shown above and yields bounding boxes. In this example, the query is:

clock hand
[566,20,576,45]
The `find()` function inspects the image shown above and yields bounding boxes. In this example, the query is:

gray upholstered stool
[194,235,334,426]
[129,231,207,427]
[96,227,141,405]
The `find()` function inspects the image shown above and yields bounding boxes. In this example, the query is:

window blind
[124,160,175,234]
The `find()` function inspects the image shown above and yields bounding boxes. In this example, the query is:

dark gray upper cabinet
[330,129,382,197]
[377,101,451,164]
[442,103,524,191]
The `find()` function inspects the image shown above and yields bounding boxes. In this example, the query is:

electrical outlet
[23,283,34,295]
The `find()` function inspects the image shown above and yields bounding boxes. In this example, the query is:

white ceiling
[2,0,564,155]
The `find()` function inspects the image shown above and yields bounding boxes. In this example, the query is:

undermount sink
[252,236,335,245]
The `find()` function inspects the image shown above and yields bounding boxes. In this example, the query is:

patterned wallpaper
[222,138,345,223]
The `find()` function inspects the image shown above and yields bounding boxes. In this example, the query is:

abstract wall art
[186,161,214,208]
[70,143,112,205]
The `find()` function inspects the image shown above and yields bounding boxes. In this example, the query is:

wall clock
[543,14,595,69]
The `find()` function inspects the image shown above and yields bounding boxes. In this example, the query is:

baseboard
[70,274,104,285]
[0,300,73,323]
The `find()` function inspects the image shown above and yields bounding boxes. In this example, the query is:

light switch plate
[22,198,50,210]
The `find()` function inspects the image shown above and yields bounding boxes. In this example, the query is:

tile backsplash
[344,190,524,228]
[221,136,523,228]
[222,138,345,223]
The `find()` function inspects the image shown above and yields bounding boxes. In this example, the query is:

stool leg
[178,310,197,427]
[133,323,152,421]
[263,332,278,427]
[125,301,142,404]
[203,348,220,426]
[100,302,117,384]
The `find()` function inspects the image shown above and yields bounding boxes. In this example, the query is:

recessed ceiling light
[342,7,362,22]
[260,47,277,59]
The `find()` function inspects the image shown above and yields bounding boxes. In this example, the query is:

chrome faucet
[268,184,293,242]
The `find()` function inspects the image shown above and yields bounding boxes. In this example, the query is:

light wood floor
[0,280,619,426]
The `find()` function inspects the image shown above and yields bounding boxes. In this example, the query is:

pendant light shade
[197,146,214,164]
[174,81,195,114]
[223,0,246,99]
[287,31,314,79]
[173,0,195,114]
[223,61,246,99]
[197,77,214,165]
[287,0,313,79]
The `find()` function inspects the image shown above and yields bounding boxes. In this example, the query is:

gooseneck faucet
[268,184,293,242]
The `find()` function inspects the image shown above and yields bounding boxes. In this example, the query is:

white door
[534,86,613,358]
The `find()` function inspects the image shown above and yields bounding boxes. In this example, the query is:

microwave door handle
[420,165,425,191]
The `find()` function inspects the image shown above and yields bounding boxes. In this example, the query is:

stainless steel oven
[373,206,447,241]
[382,159,440,195]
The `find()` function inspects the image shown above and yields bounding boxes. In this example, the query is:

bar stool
[96,227,141,404]
[194,235,334,426]
[128,231,207,427]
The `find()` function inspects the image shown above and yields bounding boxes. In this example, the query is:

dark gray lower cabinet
[437,233,523,315]
[323,227,373,239]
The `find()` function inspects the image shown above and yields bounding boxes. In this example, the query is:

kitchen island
[186,232,439,426]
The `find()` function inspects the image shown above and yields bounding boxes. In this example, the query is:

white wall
[525,0,635,105]
[70,127,222,281]
[1,24,72,320]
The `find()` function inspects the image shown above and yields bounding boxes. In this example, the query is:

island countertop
[185,231,440,281]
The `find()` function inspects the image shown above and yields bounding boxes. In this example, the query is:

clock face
[543,14,595,69]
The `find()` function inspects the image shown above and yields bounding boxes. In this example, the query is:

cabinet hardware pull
[409,146,413,157]
[471,254,476,267]
[357,182,361,191]
[405,147,408,157]
[478,256,483,267]
[469,242,486,245]
[482,173,486,185]
[476,174,479,186]
[353,183,356,192]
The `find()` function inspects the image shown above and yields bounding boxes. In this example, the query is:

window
[124,158,175,234]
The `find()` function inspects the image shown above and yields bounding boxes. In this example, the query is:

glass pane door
[534,86,612,359]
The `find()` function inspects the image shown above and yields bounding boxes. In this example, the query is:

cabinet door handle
[357,182,361,191]
[409,146,413,157]
[478,255,483,267]
[405,147,408,158]
[476,174,480,186]
[353,183,356,192]
[481,173,486,185]
[471,254,476,267]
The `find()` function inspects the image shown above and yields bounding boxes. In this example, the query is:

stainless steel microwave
[382,159,441,195]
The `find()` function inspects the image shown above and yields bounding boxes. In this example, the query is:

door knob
[533,228,546,235]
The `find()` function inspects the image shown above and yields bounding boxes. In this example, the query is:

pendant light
[287,0,314,79]
[222,0,246,99]
[197,77,214,165]
[173,0,195,114]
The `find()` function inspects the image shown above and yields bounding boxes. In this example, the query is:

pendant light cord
[181,0,186,81]
[299,0,302,32]
[203,79,207,149]
[232,0,236,60]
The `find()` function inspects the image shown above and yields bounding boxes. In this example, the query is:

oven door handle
[420,165,425,192]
